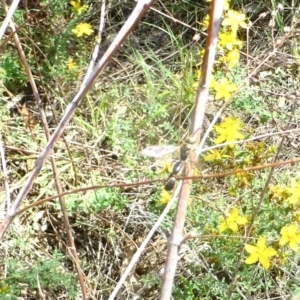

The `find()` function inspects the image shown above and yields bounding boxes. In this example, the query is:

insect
[141,145,178,158]
[141,137,195,159]
[180,137,195,161]
[164,176,176,191]
[142,137,196,191]
[172,160,184,175]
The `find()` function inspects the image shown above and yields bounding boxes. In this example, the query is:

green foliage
[0,52,28,91]
[64,186,128,213]
[173,275,229,300]
[1,251,78,299]
[173,276,204,299]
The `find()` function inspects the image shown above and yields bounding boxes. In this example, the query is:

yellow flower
[286,179,300,204]
[224,0,230,11]
[65,58,77,71]
[198,49,205,60]
[204,149,231,162]
[198,14,210,30]
[226,48,240,67]
[70,0,89,15]
[214,117,244,144]
[222,10,247,32]
[269,185,291,201]
[219,32,242,50]
[204,149,222,162]
[245,237,277,270]
[212,77,237,101]
[219,207,247,233]
[158,189,172,206]
[279,224,300,251]
[70,0,80,10]
[72,23,93,37]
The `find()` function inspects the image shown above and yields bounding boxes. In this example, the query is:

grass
[1,0,300,299]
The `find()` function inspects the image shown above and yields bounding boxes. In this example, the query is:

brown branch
[159,1,224,299]
[15,156,300,217]
[107,182,183,300]
[0,133,11,208]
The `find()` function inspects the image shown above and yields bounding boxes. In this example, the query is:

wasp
[142,136,196,191]
[180,137,196,161]
[164,176,176,191]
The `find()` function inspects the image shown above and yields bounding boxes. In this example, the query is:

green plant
[63,183,128,213]
[1,251,78,299]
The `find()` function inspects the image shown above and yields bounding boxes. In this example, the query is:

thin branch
[228,136,286,299]
[0,133,11,208]
[82,0,108,85]
[16,156,300,218]
[0,0,20,40]
[159,1,224,299]
[199,127,300,154]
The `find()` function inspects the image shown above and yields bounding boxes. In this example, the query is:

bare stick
[159,1,223,299]
[0,133,11,208]
[0,0,19,40]
[82,0,107,85]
